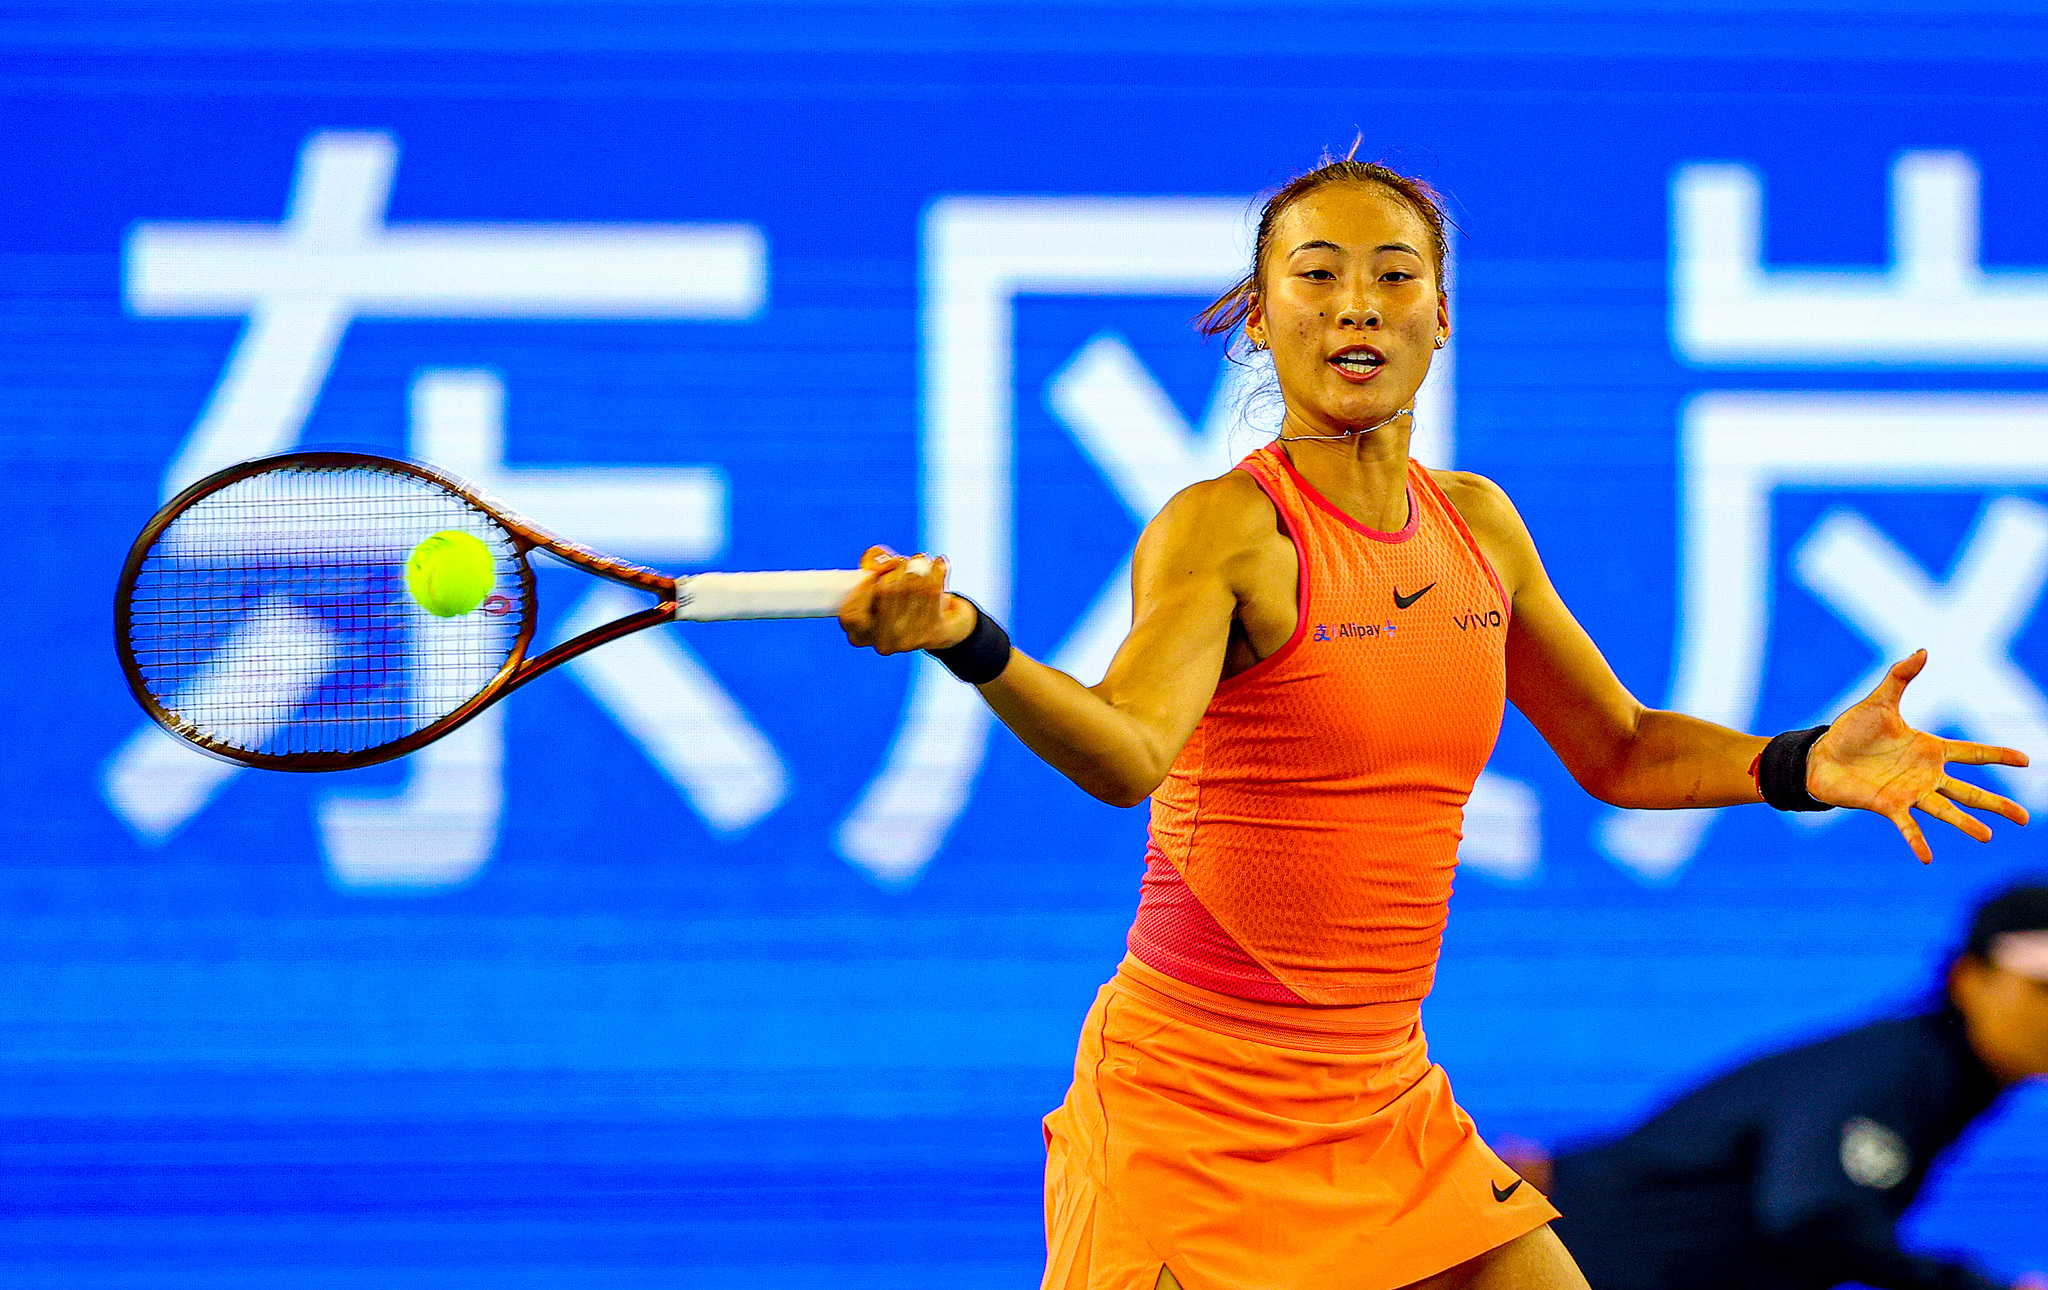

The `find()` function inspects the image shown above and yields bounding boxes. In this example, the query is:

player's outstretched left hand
[1806,650,2030,864]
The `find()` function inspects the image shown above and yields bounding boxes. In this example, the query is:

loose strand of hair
[1193,272,1257,340]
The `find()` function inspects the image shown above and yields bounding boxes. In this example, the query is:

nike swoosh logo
[1492,1179,1523,1203]
[1393,582,1437,610]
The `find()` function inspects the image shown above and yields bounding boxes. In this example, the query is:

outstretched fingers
[1867,649,1928,708]
[1832,652,2030,858]
[1888,809,1934,866]
[1942,738,2031,769]
[1915,792,1992,844]
[1936,774,2029,826]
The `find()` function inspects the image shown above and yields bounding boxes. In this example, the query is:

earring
[1432,336,1447,349]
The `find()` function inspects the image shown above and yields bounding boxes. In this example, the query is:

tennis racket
[117,450,866,772]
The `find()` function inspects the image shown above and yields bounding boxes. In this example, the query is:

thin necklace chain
[1276,404,1414,443]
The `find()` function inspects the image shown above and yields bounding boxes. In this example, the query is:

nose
[1336,302,1382,330]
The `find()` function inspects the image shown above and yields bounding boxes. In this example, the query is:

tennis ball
[406,530,496,618]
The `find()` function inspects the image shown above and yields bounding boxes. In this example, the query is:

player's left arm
[1437,470,2029,860]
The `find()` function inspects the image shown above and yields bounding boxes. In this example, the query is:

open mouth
[1327,347,1385,380]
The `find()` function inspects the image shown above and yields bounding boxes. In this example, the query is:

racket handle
[672,570,866,621]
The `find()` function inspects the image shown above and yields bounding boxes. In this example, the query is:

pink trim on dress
[1272,445,1418,544]
[1211,453,1314,696]
[1413,462,1511,616]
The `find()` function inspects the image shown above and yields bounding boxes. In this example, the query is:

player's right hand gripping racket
[117,451,866,772]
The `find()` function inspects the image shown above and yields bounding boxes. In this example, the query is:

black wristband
[1757,726,1834,812]
[927,596,1012,685]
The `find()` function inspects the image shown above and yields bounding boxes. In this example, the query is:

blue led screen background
[5,3,2048,1285]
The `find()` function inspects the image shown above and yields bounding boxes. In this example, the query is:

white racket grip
[671,570,866,621]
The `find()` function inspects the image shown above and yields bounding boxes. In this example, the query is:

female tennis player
[837,152,2031,1290]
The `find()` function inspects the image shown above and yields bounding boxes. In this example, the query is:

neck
[1275,407,1415,532]
[1977,1048,2036,1090]
[1278,400,1415,444]
[1269,413,1417,536]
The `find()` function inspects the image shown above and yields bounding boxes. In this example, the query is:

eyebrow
[1287,240,1424,258]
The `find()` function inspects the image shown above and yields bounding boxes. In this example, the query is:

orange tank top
[1129,444,1509,1007]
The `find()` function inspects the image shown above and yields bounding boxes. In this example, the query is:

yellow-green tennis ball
[406,530,495,618]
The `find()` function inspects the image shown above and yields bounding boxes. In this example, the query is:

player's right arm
[838,472,1272,807]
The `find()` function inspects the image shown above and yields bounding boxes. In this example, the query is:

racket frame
[117,450,681,773]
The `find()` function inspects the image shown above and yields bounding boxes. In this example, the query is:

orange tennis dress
[1042,445,1557,1289]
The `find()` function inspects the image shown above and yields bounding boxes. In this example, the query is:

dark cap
[1963,880,2048,955]
[1962,880,2048,982]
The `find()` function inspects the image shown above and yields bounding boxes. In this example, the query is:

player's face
[1951,955,2048,1083]
[1245,184,1448,438]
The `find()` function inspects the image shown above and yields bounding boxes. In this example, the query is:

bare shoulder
[1128,468,1293,616]
[1141,468,1278,557]
[1427,467,1520,530]
[1425,467,1540,593]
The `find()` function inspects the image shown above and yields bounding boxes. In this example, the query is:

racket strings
[125,463,527,759]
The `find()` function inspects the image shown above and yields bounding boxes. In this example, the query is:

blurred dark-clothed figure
[1510,882,2048,1290]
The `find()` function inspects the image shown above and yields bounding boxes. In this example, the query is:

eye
[1300,267,1336,281]
[1380,270,1416,283]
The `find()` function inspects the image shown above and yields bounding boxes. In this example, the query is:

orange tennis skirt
[1042,955,1558,1290]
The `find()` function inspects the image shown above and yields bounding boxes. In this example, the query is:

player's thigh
[1398,1224,1589,1290]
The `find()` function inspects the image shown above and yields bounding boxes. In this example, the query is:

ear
[1436,291,1451,347]
[1244,292,1266,347]
[1948,953,1989,1008]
